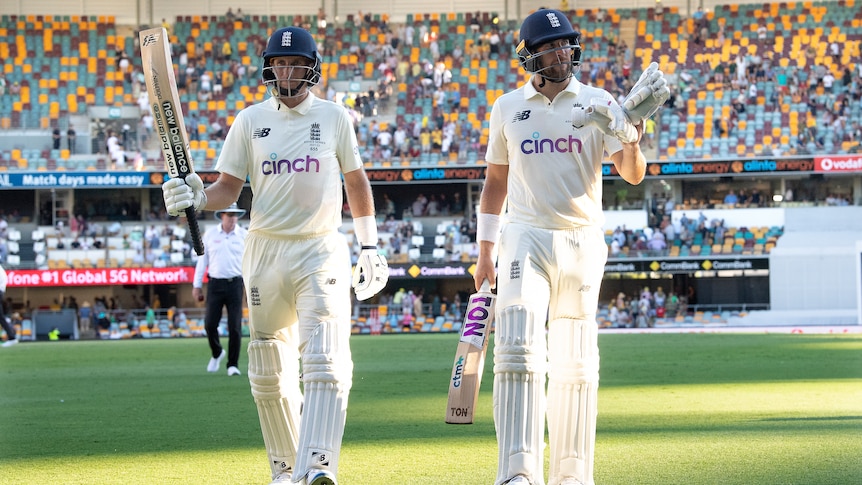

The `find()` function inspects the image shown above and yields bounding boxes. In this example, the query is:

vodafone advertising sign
[815,155,862,173]
[6,267,195,287]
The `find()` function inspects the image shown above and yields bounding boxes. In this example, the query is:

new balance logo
[253,128,271,138]
[142,33,158,46]
[579,285,591,292]
[512,110,531,123]
[325,278,337,285]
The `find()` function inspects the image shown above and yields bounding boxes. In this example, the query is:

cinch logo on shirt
[261,154,321,175]
[520,132,583,154]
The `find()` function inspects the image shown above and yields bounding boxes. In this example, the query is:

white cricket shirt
[193,223,248,288]
[485,76,623,229]
[216,94,363,237]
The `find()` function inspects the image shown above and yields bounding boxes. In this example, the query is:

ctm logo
[520,132,583,154]
[261,153,321,175]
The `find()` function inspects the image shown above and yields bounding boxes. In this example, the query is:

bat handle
[185,206,205,255]
[480,279,491,293]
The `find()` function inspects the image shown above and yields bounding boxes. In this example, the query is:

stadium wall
[0,0,777,26]
[769,206,862,313]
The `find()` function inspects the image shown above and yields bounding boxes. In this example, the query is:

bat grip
[185,206,205,255]
[480,279,491,293]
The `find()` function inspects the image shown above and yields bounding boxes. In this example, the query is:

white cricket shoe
[507,476,531,485]
[207,349,226,372]
[306,469,336,485]
[227,366,241,376]
[2,339,19,347]
[270,469,292,484]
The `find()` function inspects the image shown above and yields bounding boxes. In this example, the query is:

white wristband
[353,215,378,247]
[477,213,500,243]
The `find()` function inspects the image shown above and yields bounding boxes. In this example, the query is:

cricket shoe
[559,479,584,485]
[207,349,226,372]
[507,476,531,485]
[227,366,241,376]
[270,469,292,484]
[306,469,336,485]
[2,339,19,347]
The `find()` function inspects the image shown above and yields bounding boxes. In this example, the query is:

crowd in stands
[1,2,860,170]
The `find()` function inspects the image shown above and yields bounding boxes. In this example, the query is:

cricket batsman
[472,9,667,485]
[162,26,388,484]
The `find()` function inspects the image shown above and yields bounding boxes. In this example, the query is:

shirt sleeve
[214,109,252,181]
[485,98,508,166]
[335,106,363,173]
[192,231,209,288]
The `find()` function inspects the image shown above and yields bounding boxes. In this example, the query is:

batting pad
[493,305,547,485]
[248,339,303,479]
[293,320,353,481]
[547,318,600,485]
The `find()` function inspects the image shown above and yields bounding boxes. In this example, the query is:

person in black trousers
[192,203,247,375]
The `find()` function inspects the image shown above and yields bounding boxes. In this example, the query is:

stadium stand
[1,4,861,168]
[1,3,860,335]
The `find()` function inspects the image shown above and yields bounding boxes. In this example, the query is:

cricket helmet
[261,27,322,97]
[516,9,581,77]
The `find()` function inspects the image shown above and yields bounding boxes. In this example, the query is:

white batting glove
[162,173,206,216]
[623,62,670,124]
[352,247,389,301]
[572,98,639,143]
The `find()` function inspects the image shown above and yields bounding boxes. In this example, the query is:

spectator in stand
[723,189,739,206]
[647,231,667,254]
[412,194,427,217]
[67,126,77,154]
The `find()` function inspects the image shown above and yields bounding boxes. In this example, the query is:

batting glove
[622,62,670,124]
[162,173,206,216]
[572,98,639,143]
[352,247,389,301]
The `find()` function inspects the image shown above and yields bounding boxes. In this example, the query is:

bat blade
[139,27,204,256]
[446,280,495,424]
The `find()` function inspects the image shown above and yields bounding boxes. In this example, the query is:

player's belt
[210,276,242,283]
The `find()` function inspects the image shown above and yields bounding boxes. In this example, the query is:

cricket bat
[446,279,495,424]
[139,27,204,256]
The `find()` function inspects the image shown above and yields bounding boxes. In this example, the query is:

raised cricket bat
[446,279,495,424]
[139,27,204,255]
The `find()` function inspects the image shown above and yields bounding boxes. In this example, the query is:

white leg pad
[547,319,600,485]
[493,305,547,485]
[248,339,303,479]
[293,320,353,482]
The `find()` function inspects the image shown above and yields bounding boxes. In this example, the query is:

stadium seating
[1,4,861,169]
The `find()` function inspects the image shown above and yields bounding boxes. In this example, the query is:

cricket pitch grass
[1,332,860,484]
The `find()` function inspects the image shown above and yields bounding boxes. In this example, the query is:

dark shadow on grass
[757,415,862,422]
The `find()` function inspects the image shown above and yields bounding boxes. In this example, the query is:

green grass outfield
[1,333,861,484]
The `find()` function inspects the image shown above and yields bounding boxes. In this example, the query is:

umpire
[193,202,248,376]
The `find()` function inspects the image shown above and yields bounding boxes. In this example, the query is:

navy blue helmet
[516,9,581,80]
[261,27,322,98]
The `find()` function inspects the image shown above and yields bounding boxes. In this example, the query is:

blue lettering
[661,162,694,175]
[413,168,446,180]
[744,160,776,172]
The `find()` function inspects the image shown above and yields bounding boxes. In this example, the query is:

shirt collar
[523,75,582,100]
[269,92,315,114]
